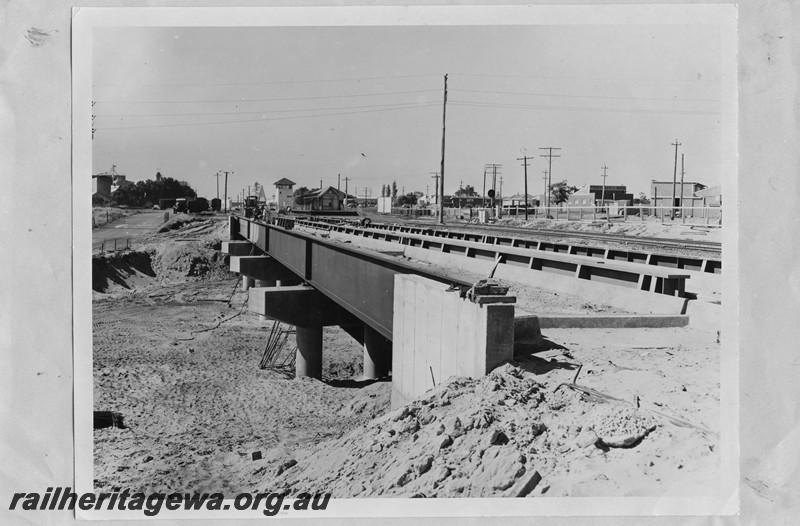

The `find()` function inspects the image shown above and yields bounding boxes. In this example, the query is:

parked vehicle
[173,198,189,214]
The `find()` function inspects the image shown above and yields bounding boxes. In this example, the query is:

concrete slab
[536,314,689,329]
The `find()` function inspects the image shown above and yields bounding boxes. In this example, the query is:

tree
[634,192,651,205]
[112,177,196,207]
[293,186,312,206]
[454,185,478,197]
[394,192,418,207]
[549,180,578,206]
[391,181,397,200]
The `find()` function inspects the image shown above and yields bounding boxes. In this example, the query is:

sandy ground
[92,213,720,497]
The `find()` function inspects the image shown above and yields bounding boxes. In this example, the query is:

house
[567,185,633,207]
[651,180,707,208]
[303,186,350,211]
[273,178,296,208]
[694,185,722,206]
[502,193,537,208]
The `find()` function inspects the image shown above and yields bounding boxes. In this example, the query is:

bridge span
[225,215,524,407]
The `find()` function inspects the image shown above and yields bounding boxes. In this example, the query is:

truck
[244,196,260,219]
[173,198,189,214]
[159,198,177,210]
[187,197,209,213]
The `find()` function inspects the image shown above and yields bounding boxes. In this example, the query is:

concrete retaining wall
[391,274,515,409]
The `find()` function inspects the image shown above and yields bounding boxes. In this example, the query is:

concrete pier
[241,276,255,291]
[363,326,391,379]
[296,325,323,379]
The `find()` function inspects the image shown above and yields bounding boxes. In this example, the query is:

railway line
[290,211,722,257]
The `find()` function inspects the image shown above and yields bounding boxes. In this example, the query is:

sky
[92,23,724,201]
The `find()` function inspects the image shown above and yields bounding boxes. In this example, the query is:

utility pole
[671,139,681,220]
[517,155,531,220]
[484,164,502,209]
[213,171,221,199]
[438,73,448,225]
[600,165,609,210]
[499,175,503,202]
[542,169,548,214]
[337,173,341,191]
[430,172,440,207]
[344,176,350,196]
[482,169,487,208]
[680,153,686,223]
[539,147,561,211]
[218,170,233,212]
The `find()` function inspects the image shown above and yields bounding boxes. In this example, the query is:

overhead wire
[92,73,442,88]
[450,88,718,103]
[96,102,440,130]
[93,89,441,105]
[95,99,441,118]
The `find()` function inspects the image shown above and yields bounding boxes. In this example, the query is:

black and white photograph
[14,1,800,524]
[72,5,740,517]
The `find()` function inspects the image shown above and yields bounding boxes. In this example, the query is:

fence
[93,238,132,255]
[381,205,722,225]
[526,205,722,224]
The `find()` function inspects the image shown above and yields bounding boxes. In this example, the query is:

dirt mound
[93,239,231,293]
[92,250,157,292]
[269,364,677,497]
[151,241,230,283]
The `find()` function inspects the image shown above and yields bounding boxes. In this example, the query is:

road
[93,210,168,252]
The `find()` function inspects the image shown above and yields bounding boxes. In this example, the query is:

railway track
[295,212,722,256]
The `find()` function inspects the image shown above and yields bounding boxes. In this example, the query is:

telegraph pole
[517,155,531,220]
[218,170,233,212]
[600,165,609,209]
[482,169,487,208]
[542,169,548,214]
[213,171,222,199]
[430,172,440,208]
[344,176,350,196]
[484,164,502,209]
[671,139,681,220]
[337,173,341,191]
[539,147,561,211]
[499,175,503,202]
[680,153,686,223]
[438,73,448,225]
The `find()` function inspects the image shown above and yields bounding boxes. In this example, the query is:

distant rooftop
[274,178,296,186]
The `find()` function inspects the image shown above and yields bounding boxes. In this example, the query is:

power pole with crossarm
[539,147,561,211]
